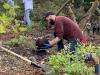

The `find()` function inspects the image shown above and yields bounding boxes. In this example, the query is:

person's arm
[43,19,64,49]
[49,37,61,46]
[49,18,64,46]
[38,37,61,49]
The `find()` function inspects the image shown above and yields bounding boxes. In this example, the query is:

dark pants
[53,32,79,52]
[53,32,64,51]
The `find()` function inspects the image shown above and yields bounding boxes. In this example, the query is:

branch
[56,0,70,15]
[79,0,100,31]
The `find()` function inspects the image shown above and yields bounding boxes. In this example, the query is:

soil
[0,50,45,75]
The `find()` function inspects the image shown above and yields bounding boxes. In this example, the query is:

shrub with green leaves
[95,46,100,57]
[48,42,99,75]
[4,36,35,50]
[0,3,27,33]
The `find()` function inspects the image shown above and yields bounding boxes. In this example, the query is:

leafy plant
[0,3,27,33]
[48,42,99,75]
[39,18,47,31]
[4,35,35,50]
[95,46,100,57]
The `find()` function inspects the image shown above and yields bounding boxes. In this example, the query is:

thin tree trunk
[79,0,100,31]
[67,6,77,23]
[56,0,70,15]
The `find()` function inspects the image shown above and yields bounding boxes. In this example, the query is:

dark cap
[44,11,55,18]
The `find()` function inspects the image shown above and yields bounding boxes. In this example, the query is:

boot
[95,64,100,75]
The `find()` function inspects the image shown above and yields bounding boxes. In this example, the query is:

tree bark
[67,6,77,23]
[79,0,100,31]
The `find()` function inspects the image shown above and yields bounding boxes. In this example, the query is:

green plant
[95,46,100,57]
[4,35,35,50]
[4,37,19,46]
[0,3,27,33]
[48,42,98,75]
[39,18,47,31]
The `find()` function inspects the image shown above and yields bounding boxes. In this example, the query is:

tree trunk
[67,6,77,23]
[79,0,100,31]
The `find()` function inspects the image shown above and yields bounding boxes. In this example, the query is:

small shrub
[0,3,27,33]
[48,42,99,75]
[4,35,35,50]
[95,46,100,57]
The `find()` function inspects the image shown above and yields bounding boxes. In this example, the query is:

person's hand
[36,40,52,49]
[43,41,52,49]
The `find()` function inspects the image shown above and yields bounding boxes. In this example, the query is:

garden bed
[0,27,100,75]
